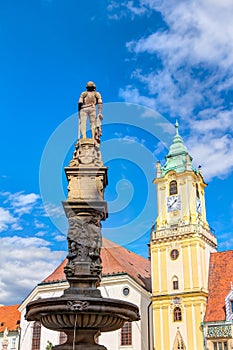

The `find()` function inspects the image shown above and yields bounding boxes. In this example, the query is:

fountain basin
[26,295,140,349]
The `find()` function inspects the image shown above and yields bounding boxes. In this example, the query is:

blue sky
[0,0,233,304]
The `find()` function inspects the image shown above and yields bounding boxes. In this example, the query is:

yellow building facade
[150,123,217,350]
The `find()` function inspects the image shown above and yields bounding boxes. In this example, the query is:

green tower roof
[159,121,196,177]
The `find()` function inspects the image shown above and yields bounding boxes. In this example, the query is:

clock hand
[169,198,177,208]
[171,199,177,207]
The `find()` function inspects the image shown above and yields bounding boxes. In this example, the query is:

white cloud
[187,133,233,181]
[0,207,17,232]
[108,1,147,20]
[114,0,233,180]
[0,236,66,304]
[0,191,43,233]
[34,221,46,229]
[119,86,156,109]
[54,234,66,242]
[44,203,65,218]
[2,191,40,216]
[122,135,142,144]
[129,1,233,69]
[191,109,233,134]
[35,230,47,237]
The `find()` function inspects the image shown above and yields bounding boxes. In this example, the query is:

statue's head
[86,81,96,91]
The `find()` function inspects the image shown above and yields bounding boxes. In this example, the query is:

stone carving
[67,300,90,311]
[78,81,103,142]
[64,261,75,277]
[65,213,102,279]
[96,176,104,197]
[173,297,181,304]
[68,139,103,168]
[67,175,104,201]
[67,176,81,199]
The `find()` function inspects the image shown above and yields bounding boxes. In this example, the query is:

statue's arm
[78,92,85,112]
[78,102,82,112]
[95,92,103,115]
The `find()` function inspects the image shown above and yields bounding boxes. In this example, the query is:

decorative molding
[207,325,232,339]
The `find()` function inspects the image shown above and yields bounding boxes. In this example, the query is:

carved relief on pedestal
[68,140,103,168]
[64,212,103,279]
[67,176,81,199]
[67,175,104,200]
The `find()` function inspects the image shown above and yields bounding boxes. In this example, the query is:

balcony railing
[151,223,217,245]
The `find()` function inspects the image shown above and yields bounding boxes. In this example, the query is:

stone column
[62,139,108,298]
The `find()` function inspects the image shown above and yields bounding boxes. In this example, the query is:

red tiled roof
[42,238,151,292]
[204,250,233,322]
[0,304,20,332]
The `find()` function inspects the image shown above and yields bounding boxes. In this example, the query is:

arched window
[31,322,41,350]
[59,332,67,344]
[173,276,179,290]
[196,184,200,198]
[170,180,178,195]
[121,321,132,346]
[173,307,182,322]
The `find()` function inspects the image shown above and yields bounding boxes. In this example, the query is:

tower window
[31,321,41,350]
[196,184,200,198]
[173,276,179,290]
[173,307,182,322]
[170,180,178,195]
[121,321,132,346]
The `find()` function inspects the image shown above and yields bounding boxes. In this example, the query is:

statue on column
[78,81,103,142]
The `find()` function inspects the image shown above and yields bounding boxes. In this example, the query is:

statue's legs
[89,108,97,139]
[80,107,96,139]
[80,110,88,139]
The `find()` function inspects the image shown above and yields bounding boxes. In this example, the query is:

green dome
[160,121,194,176]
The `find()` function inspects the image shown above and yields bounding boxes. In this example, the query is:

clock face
[196,198,202,214]
[167,195,181,212]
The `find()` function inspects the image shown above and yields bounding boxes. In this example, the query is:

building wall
[0,332,19,350]
[99,275,151,350]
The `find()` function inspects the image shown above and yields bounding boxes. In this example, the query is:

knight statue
[78,81,103,142]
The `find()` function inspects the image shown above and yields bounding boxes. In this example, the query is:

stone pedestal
[26,138,140,350]
[63,139,108,298]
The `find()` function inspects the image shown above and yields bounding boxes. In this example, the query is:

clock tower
[150,122,217,350]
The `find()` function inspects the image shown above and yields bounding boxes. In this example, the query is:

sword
[78,111,81,140]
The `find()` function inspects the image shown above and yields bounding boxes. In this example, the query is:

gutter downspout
[147,301,153,350]
[17,328,21,350]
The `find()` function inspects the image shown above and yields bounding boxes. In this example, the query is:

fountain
[25,83,140,349]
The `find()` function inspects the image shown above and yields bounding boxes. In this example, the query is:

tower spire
[158,120,193,176]
[175,120,179,135]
